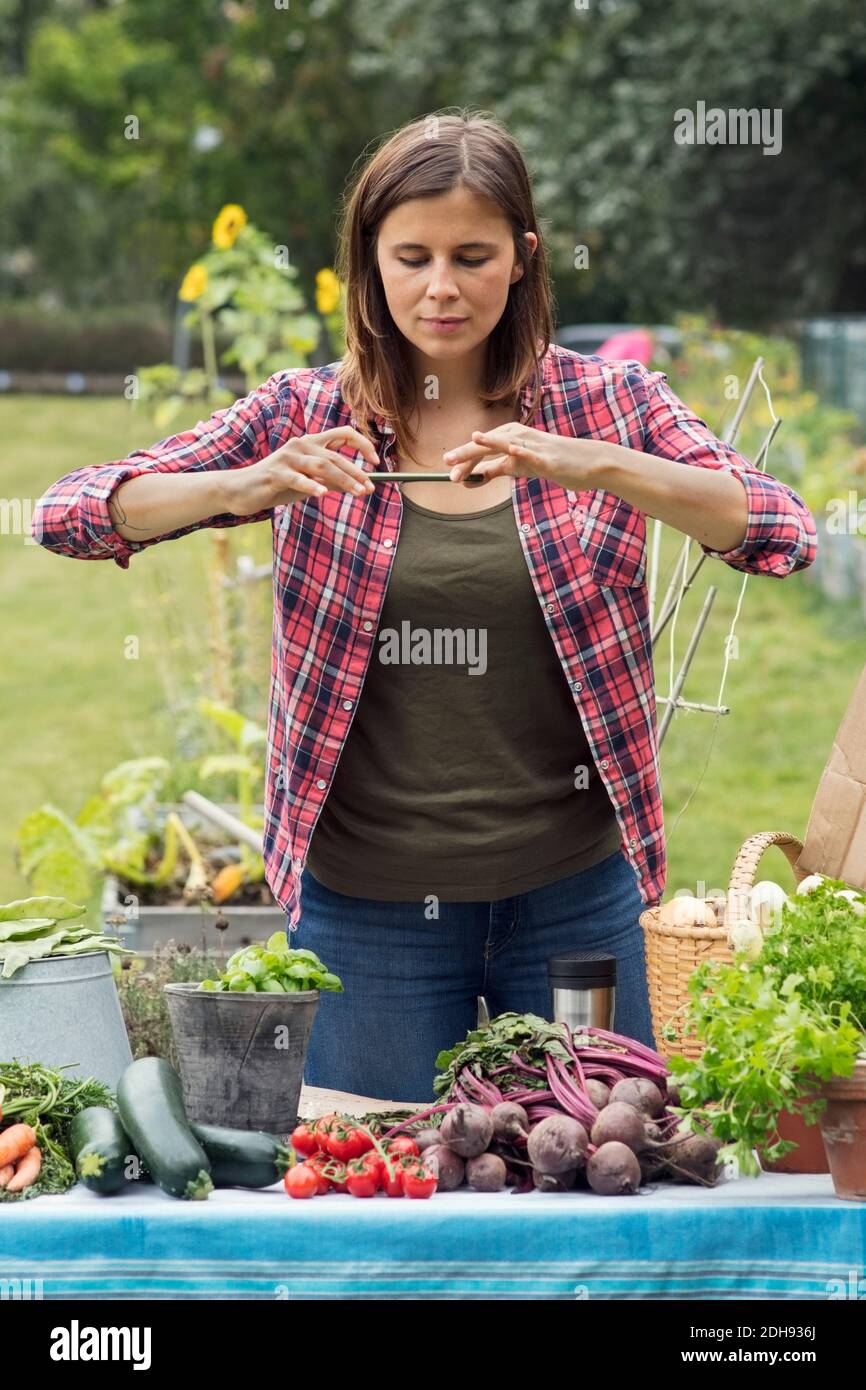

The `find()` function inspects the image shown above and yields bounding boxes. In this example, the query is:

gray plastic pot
[164,983,318,1134]
[0,950,133,1090]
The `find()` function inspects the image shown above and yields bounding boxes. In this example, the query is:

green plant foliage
[198,932,343,994]
[668,879,866,1174]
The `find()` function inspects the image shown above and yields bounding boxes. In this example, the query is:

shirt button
[600,759,609,770]
[521,523,531,534]
[316,778,328,790]
[546,603,555,614]
[362,620,374,632]
[629,837,639,848]
[383,538,393,548]
[292,859,303,873]
[342,699,353,710]
[573,681,583,692]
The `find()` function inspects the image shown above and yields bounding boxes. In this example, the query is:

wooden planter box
[101,801,285,957]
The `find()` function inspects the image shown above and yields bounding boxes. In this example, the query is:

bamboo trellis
[651,357,784,842]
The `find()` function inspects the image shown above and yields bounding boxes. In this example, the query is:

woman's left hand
[443,424,606,489]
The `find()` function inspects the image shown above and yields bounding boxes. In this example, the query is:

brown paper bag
[797,659,866,891]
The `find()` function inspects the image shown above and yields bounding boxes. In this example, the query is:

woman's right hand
[222,426,379,516]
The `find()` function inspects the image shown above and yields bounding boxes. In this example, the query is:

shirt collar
[349,346,548,437]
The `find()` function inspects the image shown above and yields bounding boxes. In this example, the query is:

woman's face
[375,185,536,362]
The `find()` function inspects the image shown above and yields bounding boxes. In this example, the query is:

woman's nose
[425,259,460,299]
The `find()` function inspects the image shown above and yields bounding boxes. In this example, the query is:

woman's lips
[422,317,468,333]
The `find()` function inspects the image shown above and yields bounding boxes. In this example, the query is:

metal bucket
[164,983,319,1134]
[0,950,133,1090]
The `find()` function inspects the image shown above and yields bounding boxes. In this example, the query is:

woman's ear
[511,231,538,283]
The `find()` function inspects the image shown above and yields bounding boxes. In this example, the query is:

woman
[33,110,817,1103]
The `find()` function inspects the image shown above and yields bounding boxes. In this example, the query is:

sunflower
[315,267,342,316]
[178,263,209,302]
[212,203,248,249]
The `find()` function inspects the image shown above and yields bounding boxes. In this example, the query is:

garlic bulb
[833,889,866,918]
[670,894,716,927]
[729,917,764,961]
[795,873,826,895]
[748,880,788,929]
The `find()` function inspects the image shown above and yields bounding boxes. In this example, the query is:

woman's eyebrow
[392,240,498,251]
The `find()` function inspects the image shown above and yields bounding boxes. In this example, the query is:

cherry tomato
[352,1126,376,1157]
[345,1157,379,1197]
[305,1151,334,1194]
[314,1112,340,1152]
[386,1136,420,1159]
[284,1164,319,1199]
[382,1154,410,1197]
[324,1159,350,1193]
[359,1149,386,1185]
[326,1122,368,1162]
[290,1123,319,1157]
[402,1162,438,1199]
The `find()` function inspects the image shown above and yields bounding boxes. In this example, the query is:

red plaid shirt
[32,345,817,922]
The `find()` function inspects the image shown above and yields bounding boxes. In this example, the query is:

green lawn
[0,394,274,908]
[0,394,863,910]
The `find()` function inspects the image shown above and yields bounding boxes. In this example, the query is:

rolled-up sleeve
[640,367,817,578]
[31,371,303,569]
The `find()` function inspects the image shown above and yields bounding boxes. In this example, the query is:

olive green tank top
[305,491,622,900]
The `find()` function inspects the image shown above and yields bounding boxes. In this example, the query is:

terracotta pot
[763,1093,830,1175]
[817,1056,866,1201]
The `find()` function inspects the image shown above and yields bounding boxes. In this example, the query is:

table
[3,1173,864,1300]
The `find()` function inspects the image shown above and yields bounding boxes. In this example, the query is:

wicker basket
[641,831,811,1059]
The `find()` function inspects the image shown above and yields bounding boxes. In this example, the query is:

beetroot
[490,1101,529,1142]
[590,1101,647,1153]
[609,1077,664,1117]
[660,1132,724,1185]
[414,1128,444,1153]
[424,1145,465,1191]
[587,1141,642,1195]
[533,1167,578,1192]
[439,1103,494,1158]
[527,1115,588,1174]
[466,1153,507,1192]
[585,1079,610,1111]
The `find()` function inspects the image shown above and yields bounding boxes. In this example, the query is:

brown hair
[335,108,555,466]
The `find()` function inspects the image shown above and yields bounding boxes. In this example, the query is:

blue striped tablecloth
[2,1172,864,1300]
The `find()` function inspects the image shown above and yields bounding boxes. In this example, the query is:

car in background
[555,323,683,362]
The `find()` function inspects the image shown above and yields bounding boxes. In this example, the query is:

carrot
[0,1123,37,1167]
[6,1146,42,1193]
[212,862,247,904]
[0,1164,14,1189]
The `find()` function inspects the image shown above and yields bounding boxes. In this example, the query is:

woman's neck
[409,343,487,409]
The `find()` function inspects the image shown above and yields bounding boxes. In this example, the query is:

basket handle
[722,830,807,933]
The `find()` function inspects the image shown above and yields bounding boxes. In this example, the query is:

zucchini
[116,1057,213,1200]
[68,1106,143,1195]
[190,1122,295,1188]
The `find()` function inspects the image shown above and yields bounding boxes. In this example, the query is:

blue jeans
[288,847,655,1103]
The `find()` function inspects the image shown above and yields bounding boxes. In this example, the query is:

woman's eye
[397,257,489,267]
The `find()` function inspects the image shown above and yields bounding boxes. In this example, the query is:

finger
[273,472,329,501]
[507,442,544,466]
[441,440,489,469]
[457,467,490,487]
[297,443,375,493]
[316,426,379,468]
[448,453,510,484]
[471,429,510,444]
